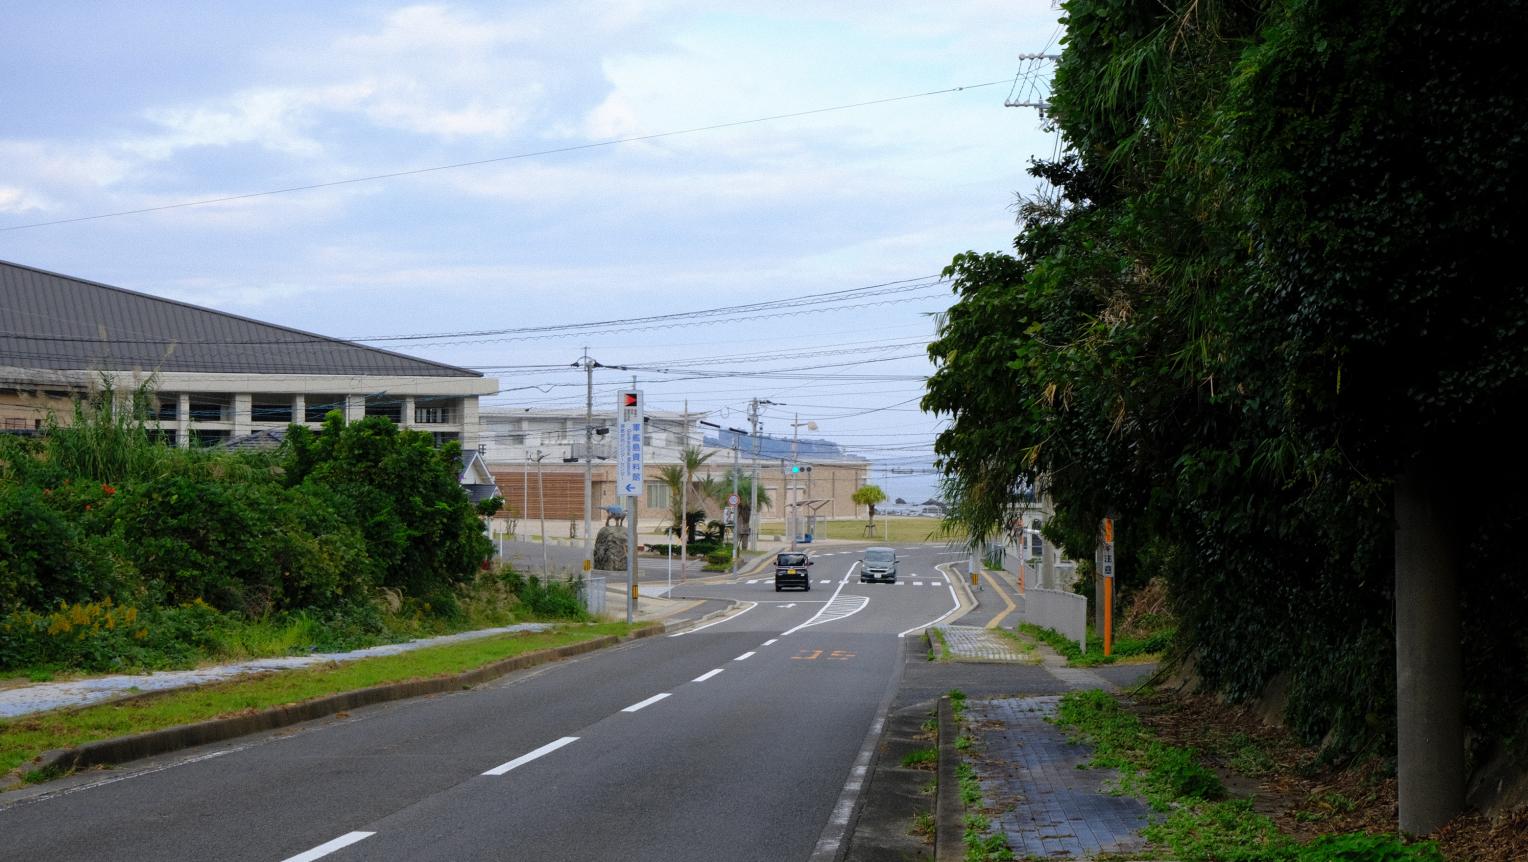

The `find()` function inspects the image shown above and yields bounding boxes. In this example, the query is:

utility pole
[791,413,799,550]
[748,399,774,551]
[730,432,741,577]
[680,401,689,581]
[535,449,548,574]
[574,349,601,580]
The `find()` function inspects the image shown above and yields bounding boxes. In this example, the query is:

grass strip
[1018,622,1171,667]
[1,622,641,783]
[1052,690,1443,862]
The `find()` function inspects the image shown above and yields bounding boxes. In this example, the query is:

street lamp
[788,414,817,550]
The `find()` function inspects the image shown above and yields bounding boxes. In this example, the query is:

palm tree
[659,446,714,542]
[705,467,771,549]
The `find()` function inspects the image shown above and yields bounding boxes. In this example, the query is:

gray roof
[0,260,480,378]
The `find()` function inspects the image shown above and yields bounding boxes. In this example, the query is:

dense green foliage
[0,392,507,672]
[925,0,1528,758]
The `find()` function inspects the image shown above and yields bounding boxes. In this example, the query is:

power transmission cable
[1,81,1012,233]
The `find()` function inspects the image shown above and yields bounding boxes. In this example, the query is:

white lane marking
[808,707,885,862]
[668,601,758,637]
[483,736,580,775]
[622,693,672,713]
[782,603,797,608]
[896,581,906,586]
[914,581,925,586]
[734,651,756,661]
[897,583,962,638]
[818,579,830,584]
[692,669,724,682]
[746,579,761,584]
[281,832,376,862]
[782,590,870,637]
[762,639,778,646]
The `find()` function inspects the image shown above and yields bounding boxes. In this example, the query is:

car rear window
[777,554,807,566]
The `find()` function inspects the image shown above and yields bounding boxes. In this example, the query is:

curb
[935,694,964,862]
[30,624,665,777]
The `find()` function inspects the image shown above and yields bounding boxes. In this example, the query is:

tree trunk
[1394,462,1464,835]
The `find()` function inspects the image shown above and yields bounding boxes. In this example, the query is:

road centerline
[482,736,580,776]
[621,693,672,713]
[280,831,375,862]
[734,651,756,661]
[692,669,724,682]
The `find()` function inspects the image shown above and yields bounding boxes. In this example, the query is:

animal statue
[604,504,626,527]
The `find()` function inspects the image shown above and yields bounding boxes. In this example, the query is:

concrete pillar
[232,394,251,436]
[293,394,306,425]
[461,397,480,452]
[401,396,415,429]
[344,394,364,423]
[1394,464,1464,835]
[176,393,190,448]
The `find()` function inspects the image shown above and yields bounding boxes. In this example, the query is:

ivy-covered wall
[924,0,1528,760]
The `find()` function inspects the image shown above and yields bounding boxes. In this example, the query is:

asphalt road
[0,545,973,862]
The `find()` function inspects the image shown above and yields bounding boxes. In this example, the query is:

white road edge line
[482,736,580,775]
[668,601,758,637]
[808,698,888,862]
[692,669,724,682]
[622,693,672,713]
[733,651,756,661]
[280,831,375,862]
[897,583,962,639]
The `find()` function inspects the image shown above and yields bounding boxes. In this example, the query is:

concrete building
[0,260,497,447]
[479,407,872,540]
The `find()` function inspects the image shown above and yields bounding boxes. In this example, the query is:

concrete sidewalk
[0,580,732,721]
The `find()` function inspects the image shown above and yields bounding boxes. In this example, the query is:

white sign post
[618,390,643,624]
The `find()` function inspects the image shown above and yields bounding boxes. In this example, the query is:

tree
[924,0,1528,833]
[659,446,714,541]
[853,485,887,523]
[705,468,770,549]
[895,497,906,505]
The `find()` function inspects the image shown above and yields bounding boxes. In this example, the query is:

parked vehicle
[774,551,812,591]
[859,546,898,583]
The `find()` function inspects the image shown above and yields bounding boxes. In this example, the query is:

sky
[0,1,1064,503]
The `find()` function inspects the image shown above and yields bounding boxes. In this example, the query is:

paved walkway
[0,623,555,719]
[966,696,1153,859]
[933,624,1038,662]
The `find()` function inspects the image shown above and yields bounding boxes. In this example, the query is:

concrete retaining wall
[1020,586,1088,654]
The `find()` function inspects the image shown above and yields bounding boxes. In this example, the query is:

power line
[1,81,1012,233]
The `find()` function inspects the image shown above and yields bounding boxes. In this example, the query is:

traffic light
[791,465,800,473]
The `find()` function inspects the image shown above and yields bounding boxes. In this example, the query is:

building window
[431,431,461,447]
[190,429,230,447]
[305,395,345,423]
[154,396,178,421]
[365,396,402,423]
[188,396,231,422]
[414,397,458,424]
[251,397,293,423]
[646,481,670,509]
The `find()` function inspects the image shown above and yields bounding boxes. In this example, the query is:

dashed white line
[818,579,830,584]
[622,693,672,713]
[692,669,724,682]
[762,639,778,646]
[914,581,925,586]
[668,601,758,637]
[483,736,580,775]
[281,832,375,862]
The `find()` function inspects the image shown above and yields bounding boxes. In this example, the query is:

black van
[774,552,812,591]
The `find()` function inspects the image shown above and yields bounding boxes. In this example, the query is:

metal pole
[536,451,547,574]
[730,437,740,577]
[582,348,595,577]
[680,402,688,582]
[522,452,528,542]
[790,414,799,551]
[748,399,761,551]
